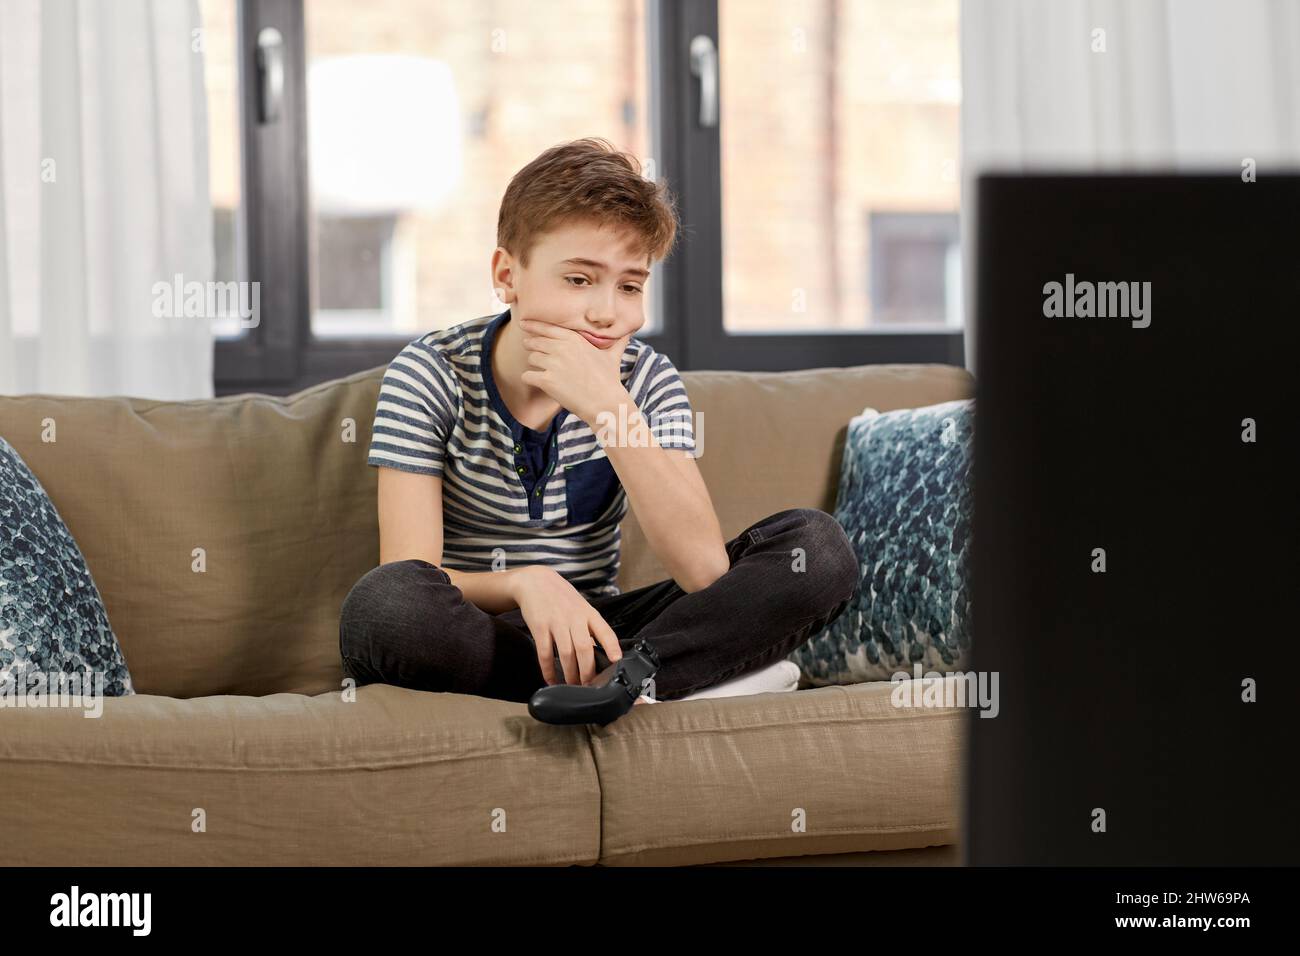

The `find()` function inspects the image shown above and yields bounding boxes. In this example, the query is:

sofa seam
[600,823,957,860]
[0,708,964,770]
[1,364,969,413]
[590,708,965,741]
[0,746,595,773]
[14,855,599,868]
[0,705,963,767]
[581,722,609,864]
[3,366,388,411]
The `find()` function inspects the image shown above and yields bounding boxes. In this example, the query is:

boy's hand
[517,317,631,425]
[512,566,623,687]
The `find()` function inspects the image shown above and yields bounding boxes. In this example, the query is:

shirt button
[516,465,525,474]
[513,443,522,452]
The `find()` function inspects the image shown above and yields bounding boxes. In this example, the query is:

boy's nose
[590,290,619,321]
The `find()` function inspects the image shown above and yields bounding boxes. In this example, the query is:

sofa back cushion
[616,364,975,594]
[0,361,972,698]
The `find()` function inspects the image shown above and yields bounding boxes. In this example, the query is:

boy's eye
[565,275,643,295]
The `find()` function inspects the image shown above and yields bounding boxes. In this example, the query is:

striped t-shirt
[366,308,696,597]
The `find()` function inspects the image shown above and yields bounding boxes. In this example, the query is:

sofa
[0,359,974,866]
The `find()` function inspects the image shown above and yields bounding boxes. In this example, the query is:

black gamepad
[528,638,661,726]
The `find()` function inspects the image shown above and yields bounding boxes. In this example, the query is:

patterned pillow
[788,399,974,684]
[0,436,134,697]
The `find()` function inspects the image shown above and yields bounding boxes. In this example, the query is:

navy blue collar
[480,308,568,441]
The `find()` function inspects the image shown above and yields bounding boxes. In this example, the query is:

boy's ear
[490,247,517,301]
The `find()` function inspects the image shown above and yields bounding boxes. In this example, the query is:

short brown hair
[496,137,680,269]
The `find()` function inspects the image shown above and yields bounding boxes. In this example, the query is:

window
[717,0,960,333]
[302,0,662,341]
[209,0,963,394]
[667,0,963,369]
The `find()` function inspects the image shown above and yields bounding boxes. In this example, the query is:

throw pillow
[788,399,974,684]
[0,436,134,697]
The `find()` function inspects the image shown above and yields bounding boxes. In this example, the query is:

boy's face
[491,218,651,350]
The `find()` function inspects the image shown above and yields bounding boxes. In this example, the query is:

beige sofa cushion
[0,683,600,866]
[0,379,380,699]
[0,362,973,699]
[591,679,966,865]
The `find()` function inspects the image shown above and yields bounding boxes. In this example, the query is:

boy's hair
[497,137,680,269]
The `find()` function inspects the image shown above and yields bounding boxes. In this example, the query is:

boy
[339,138,857,704]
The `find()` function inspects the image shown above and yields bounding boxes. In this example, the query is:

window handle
[256,27,284,124]
[689,34,718,128]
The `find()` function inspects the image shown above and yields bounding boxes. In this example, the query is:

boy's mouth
[578,330,616,349]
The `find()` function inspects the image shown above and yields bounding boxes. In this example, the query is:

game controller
[528,638,661,726]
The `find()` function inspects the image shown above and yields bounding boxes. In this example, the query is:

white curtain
[960,0,1300,378]
[0,0,214,399]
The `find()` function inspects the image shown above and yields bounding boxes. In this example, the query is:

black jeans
[338,507,858,702]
